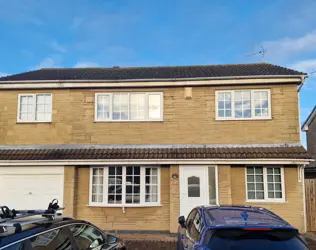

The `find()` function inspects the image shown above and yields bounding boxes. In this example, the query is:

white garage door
[0,167,64,210]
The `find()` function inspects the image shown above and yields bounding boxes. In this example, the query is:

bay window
[95,92,163,121]
[216,89,271,120]
[90,166,160,206]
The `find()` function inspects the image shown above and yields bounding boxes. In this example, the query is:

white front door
[180,166,210,217]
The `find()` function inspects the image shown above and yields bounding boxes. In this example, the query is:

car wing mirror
[178,216,186,228]
[107,234,118,244]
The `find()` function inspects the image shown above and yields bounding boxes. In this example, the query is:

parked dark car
[177,205,310,250]
[0,200,125,250]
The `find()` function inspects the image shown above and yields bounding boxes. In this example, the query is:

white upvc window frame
[94,92,164,122]
[215,89,271,120]
[245,166,286,203]
[17,93,53,123]
[89,166,161,207]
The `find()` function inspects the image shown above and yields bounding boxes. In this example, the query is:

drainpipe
[302,164,307,233]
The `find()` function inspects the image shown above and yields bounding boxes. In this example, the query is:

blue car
[177,205,310,250]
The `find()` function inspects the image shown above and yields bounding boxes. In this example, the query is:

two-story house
[0,63,312,234]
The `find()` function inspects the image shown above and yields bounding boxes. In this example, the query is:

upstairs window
[95,92,163,121]
[216,90,271,120]
[17,94,52,122]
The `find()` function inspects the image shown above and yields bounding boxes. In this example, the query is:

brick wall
[231,166,305,232]
[64,165,305,233]
[169,165,180,233]
[0,84,300,145]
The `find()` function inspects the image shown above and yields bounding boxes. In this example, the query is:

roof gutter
[0,158,313,166]
[297,75,308,92]
[0,74,306,84]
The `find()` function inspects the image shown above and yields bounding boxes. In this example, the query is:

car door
[186,211,203,250]
[181,209,197,250]
[68,223,116,250]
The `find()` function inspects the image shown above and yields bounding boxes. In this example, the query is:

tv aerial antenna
[247,46,267,61]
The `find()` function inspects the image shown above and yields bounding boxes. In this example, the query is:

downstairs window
[90,166,160,206]
[246,166,285,202]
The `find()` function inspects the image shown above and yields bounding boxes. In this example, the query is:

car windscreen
[207,229,309,250]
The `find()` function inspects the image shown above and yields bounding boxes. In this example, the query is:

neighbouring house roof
[0,143,311,162]
[302,105,316,131]
[0,63,307,82]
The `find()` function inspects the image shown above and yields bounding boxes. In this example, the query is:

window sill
[93,119,164,123]
[246,199,287,204]
[87,203,162,208]
[16,120,52,124]
[215,117,272,121]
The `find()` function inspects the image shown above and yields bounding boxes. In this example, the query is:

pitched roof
[302,105,316,131]
[0,144,310,161]
[0,63,306,82]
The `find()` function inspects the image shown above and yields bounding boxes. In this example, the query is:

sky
[0,0,315,145]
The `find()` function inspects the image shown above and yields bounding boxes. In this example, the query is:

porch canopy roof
[0,143,312,166]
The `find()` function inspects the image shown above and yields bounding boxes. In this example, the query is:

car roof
[199,205,297,230]
[0,218,90,248]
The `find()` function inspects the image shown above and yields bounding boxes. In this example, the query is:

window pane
[126,166,141,204]
[248,191,255,199]
[257,192,264,199]
[247,168,254,174]
[208,167,217,205]
[268,183,274,191]
[148,94,162,119]
[92,168,104,203]
[247,175,254,182]
[30,228,72,250]
[19,95,34,121]
[234,91,251,118]
[274,175,281,182]
[247,183,255,190]
[256,183,264,190]
[275,183,282,191]
[130,93,145,120]
[254,91,269,117]
[255,175,263,182]
[108,166,122,204]
[113,93,128,120]
[36,94,52,121]
[70,224,109,250]
[188,176,200,197]
[217,92,232,118]
[247,167,264,200]
[267,175,273,182]
[97,94,110,120]
[266,167,283,199]
[145,167,159,203]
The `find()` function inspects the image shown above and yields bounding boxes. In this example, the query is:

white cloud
[33,57,59,70]
[0,72,8,77]
[262,30,316,62]
[290,59,316,74]
[49,41,67,53]
[74,62,99,68]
